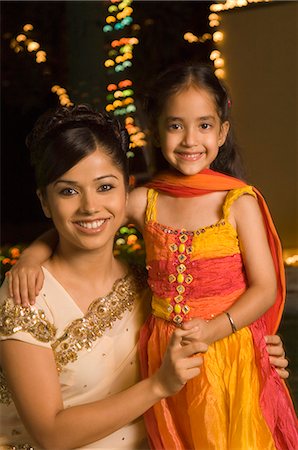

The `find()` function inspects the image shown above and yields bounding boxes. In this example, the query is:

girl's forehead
[163,86,217,113]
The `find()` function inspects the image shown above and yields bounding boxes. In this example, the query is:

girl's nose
[182,127,198,147]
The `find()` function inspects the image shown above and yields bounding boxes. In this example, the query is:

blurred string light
[8,24,73,106]
[103,0,146,157]
[183,0,271,79]
[10,24,47,63]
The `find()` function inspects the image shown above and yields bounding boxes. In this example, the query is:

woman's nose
[80,192,100,215]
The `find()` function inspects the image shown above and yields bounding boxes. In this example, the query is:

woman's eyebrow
[53,175,119,186]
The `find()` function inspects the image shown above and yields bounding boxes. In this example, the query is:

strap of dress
[145,188,158,223]
[223,185,256,221]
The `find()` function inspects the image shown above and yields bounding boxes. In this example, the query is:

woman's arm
[7,229,58,305]
[1,327,207,450]
[183,194,277,344]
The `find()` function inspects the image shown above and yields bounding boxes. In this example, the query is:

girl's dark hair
[144,63,246,180]
[27,104,130,192]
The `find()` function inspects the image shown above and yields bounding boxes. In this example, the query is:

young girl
[8,64,297,449]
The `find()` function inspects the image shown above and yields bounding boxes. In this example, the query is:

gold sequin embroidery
[0,367,12,405]
[52,268,146,373]
[0,301,57,343]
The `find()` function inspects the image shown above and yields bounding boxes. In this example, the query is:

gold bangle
[225,312,237,333]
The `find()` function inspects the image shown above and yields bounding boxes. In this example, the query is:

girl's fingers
[17,274,30,307]
[275,368,289,379]
[265,334,281,346]
[5,271,13,298]
[269,355,289,369]
[36,271,44,295]
[28,273,39,304]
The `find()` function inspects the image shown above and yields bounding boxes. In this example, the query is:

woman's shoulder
[0,276,57,345]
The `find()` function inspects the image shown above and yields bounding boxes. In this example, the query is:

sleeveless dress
[139,186,297,450]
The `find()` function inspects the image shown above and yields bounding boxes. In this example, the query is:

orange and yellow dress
[139,169,298,450]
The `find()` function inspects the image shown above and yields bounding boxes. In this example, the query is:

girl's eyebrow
[53,175,119,186]
[166,115,216,121]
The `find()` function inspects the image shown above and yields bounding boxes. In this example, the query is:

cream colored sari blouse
[0,266,150,449]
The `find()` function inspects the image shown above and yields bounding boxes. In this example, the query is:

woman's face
[39,148,127,254]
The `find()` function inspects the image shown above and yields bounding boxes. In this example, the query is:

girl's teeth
[78,220,105,229]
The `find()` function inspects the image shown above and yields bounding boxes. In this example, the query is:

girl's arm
[183,194,277,344]
[8,187,147,307]
[1,328,207,450]
[7,229,58,305]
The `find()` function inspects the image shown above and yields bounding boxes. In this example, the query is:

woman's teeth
[77,220,105,229]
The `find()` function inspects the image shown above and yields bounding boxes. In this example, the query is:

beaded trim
[0,301,57,343]
[156,220,226,235]
[52,268,146,372]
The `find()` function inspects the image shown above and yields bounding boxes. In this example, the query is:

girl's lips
[73,218,109,234]
[176,151,206,161]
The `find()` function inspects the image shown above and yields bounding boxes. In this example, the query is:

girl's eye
[201,123,211,130]
[98,184,113,192]
[168,123,182,130]
[60,188,77,196]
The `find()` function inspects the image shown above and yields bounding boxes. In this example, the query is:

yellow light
[57,88,67,95]
[114,90,123,98]
[213,31,224,42]
[106,16,116,24]
[202,33,212,40]
[51,85,61,93]
[106,104,115,112]
[16,34,26,42]
[210,50,221,60]
[36,50,46,58]
[214,57,224,68]
[115,56,124,63]
[23,24,33,32]
[209,20,220,27]
[215,68,225,79]
[113,100,123,108]
[208,13,220,20]
[27,41,40,52]
[104,59,115,67]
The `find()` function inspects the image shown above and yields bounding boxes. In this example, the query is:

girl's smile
[157,86,229,176]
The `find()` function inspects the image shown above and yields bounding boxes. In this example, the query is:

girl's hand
[181,317,215,346]
[153,327,208,398]
[6,258,44,306]
[265,335,289,379]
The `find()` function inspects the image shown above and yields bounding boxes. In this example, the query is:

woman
[0,105,206,450]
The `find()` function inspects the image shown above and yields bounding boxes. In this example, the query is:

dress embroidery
[0,367,12,405]
[0,301,57,343]
[52,268,146,372]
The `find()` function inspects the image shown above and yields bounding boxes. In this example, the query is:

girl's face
[157,85,229,176]
[38,148,127,254]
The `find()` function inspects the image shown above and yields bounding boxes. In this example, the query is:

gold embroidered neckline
[52,267,146,372]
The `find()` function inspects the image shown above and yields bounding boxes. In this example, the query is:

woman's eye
[98,184,113,192]
[60,188,77,196]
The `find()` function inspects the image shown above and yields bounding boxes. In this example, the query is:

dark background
[1,1,211,245]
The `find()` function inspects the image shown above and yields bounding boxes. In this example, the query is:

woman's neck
[46,241,126,284]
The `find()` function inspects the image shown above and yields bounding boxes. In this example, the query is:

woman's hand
[6,257,44,306]
[153,326,208,398]
[265,334,289,379]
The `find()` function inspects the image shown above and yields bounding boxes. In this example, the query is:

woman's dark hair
[144,63,246,180]
[27,104,130,192]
